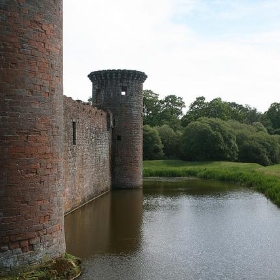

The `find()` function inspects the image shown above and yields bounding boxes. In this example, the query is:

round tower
[0,0,65,275]
[88,69,147,189]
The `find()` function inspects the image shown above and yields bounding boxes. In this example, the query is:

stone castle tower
[0,1,147,276]
[0,0,65,274]
[88,70,147,189]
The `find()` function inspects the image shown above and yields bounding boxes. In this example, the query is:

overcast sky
[63,0,280,113]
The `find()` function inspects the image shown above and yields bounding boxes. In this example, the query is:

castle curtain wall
[63,96,112,214]
[0,0,146,274]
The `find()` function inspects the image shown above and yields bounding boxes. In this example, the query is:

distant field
[143,160,280,207]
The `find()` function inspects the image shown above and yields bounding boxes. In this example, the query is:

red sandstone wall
[111,81,144,188]
[63,97,112,214]
[0,0,65,274]
[88,70,147,189]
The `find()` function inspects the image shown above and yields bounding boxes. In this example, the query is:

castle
[0,1,147,275]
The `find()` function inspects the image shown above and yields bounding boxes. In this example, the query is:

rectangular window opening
[72,121,76,145]
[117,135,122,141]
[121,86,127,96]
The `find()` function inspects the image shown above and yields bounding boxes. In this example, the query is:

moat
[65,179,280,280]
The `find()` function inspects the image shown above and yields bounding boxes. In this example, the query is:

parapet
[88,69,147,83]
[88,68,147,189]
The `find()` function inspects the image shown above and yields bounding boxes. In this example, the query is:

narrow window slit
[72,121,76,145]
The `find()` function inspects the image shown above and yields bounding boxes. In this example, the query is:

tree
[143,90,185,130]
[143,125,164,160]
[156,125,181,158]
[160,95,185,119]
[180,118,238,161]
[180,121,215,161]
[143,90,162,127]
[238,139,270,166]
[265,102,280,132]
[227,102,248,122]
[199,118,238,161]
[259,114,274,134]
[252,122,267,133]
[181,96,207,127]
[243,105,262,124]
[181,96,263,127]
[228,120,280,165]
[238,133,280,166]
[160,95,185,130]
[205,98,231,120]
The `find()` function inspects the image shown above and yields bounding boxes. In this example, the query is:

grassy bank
[143,160,280,207]
[2,253,81,280]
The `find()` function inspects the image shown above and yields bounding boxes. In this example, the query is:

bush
[229,121,280,165]
[156,125,181,158]
[180,118,238,161]
[143,125,164,160]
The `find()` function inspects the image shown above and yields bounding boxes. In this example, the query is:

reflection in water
[65,189,142,258]
[108,189,143,254]
[65,193,111,258]
[144,178,245,198]
[65,179,280,280]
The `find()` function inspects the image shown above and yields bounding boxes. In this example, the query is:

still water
[65,179,280,280]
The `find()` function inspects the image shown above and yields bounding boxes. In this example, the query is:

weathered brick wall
[63,97,112,214]
[0,0,146,274]
[88,70,147,189]
[0,0,65,275]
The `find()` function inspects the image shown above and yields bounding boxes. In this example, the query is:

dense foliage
[180,118,238,161]
[181,96,263,126]
[264,102,280,135]
[143,90,185,130]
[143,125,164,160]
[156,125,181,158]
[143,91,280,166]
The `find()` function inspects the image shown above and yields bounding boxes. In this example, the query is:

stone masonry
[63,96,112,214]
[0,0,65,275]
[0,0,147,276]
[88,70,148,189]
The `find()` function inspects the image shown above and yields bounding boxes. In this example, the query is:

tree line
[143,90,280,166]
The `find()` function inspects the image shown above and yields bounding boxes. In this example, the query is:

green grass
[143,160,280,207]
[1,253,81,280]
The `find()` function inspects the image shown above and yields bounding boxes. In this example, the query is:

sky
[63,0,280,113]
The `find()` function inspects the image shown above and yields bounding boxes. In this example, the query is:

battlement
[88,69,146,189]
[88,69,147,83]
[0,0,146,274]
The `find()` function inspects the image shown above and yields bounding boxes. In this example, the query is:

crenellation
[62,95,112,214]
[1,0,147,276]
[88,69,147,189]
[88,69,147,83]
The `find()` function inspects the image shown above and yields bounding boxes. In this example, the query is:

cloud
[63,0,280,112]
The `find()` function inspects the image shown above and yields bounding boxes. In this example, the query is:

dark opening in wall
[96,88,101,104]
[121,86,127,96]
[72,122,76,145]
[117,135,122,141]
[107,112,113,130]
